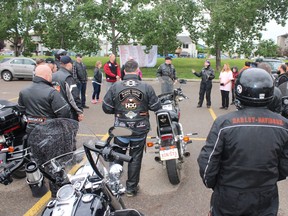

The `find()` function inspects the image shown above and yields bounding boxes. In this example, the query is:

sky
[261,20,288,42]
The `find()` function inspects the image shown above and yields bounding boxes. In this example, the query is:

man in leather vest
[102,59,161,197]
[52,56,84,122]
[157,56,177,94]
[103,53,121,91]
[18,65,71,134]
[192,60,215,108]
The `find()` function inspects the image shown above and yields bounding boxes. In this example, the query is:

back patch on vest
[119,89,144,110]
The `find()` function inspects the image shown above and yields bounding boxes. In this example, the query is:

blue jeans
[77,82,87,106]
[92,82,101,100]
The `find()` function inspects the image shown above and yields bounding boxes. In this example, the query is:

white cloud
[261,20,288,42]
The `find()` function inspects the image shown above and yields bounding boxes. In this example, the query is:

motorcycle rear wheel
[166,159,180,185]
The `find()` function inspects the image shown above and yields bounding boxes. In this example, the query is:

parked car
[197,53,205,58]
[254,58,284,75]
[0,51,14,56]
[0,57,36,81]
[179,51,190,58]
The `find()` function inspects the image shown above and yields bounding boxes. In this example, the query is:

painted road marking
[208,107,217,121]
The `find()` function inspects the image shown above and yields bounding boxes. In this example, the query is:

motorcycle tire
[11,165,26,179]
[166,159,180,185]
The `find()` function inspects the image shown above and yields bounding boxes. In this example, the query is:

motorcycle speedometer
[56,184,75,201]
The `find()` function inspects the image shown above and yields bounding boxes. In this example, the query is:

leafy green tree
[254,39,279,57]
[196,0,288,70]
[0,0,40,56]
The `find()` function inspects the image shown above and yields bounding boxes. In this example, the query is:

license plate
[159,148,179,161]
[162,104,173,110]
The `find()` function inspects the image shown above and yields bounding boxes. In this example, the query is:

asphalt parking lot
[1,78,288,216]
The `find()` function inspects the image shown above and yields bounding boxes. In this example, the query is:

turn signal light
[183,136,190,142]
[147,142,154,147]
[8,146,14,152]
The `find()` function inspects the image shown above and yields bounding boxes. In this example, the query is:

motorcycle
[0,99,27,179]
[0,118,143,216]
[148,79,195,185]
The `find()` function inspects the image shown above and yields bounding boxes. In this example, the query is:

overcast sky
[261,20,288,42]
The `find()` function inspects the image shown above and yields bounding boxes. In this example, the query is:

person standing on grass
[192,60,215,108]
[91,61,103,104]
[219,63,233,110]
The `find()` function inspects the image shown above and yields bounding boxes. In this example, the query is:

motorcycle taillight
[161,134,173,141]
[0,143,3,150]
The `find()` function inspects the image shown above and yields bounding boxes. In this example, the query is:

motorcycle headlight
[283,98,288,105]
[109,164,123,181]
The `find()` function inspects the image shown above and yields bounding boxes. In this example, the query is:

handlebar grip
[111,151,132,163]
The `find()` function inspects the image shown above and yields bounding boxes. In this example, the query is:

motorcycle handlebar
[110,150,132,163]
[0,161,19,185]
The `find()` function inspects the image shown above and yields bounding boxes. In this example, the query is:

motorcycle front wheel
[166,159,180,185]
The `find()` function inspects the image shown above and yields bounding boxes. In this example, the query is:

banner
[118,45,158,68]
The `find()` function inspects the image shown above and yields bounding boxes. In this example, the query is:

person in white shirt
[219,63,233,110]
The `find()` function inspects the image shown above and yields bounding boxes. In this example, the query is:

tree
[254,39,279,57]
[196,0,288,70]
[0,0,40,56]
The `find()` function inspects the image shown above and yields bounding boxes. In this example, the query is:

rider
[102,59,161,197]
[18,65,71,135]
[198,68,288,216]
[157,56,177,94]
[54,49,68,70]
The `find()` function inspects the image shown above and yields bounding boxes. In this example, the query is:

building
[176,35,197,58]
[277,33,288,56]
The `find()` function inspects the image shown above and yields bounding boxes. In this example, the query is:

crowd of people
[16,52,288,215]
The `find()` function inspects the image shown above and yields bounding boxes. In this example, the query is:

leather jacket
[157,63,177,81]
[198,107,288,189]
[73,61,88,82]
[52,67,83,120]
[194,66,215,82]
[18,76,71,132]
[102,74,161,136]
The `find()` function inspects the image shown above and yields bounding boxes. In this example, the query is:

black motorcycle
[0,99,27,179]
[148,79,195,185]
[0,118,143,216]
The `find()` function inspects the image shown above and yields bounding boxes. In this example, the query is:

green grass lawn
[81,57,247,79]
[0,55,254,79]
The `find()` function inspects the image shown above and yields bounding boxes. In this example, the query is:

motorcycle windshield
[278,81,288,97]
[28,118,107,181]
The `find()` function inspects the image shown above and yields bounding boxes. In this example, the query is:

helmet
[54,49,67,60]
[235,68,274,107]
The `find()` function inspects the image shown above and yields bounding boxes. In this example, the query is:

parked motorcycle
[148,79,196,185]
[0,99,27,179]
[0,118,143,216]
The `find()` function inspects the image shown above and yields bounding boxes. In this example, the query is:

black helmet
[235,68,274,107]
[54,49,67,60]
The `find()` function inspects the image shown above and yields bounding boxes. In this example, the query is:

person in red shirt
[230,66,239,105]
[103,53,121,91]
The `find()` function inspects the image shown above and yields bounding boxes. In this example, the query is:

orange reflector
[147,142,154,147]
[8,146,14,152]
[183,136,190,142]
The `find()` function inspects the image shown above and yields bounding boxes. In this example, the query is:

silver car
[0,57,36,81]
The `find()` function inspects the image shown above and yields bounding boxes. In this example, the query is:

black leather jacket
[198,107,288,189]
[52,67,83,120]
[18,76,71,132]
[194,66,215,82]
[73,61,88,82]
[157,63,177,81]
[102,74,161,136]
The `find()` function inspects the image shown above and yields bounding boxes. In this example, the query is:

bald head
[35,65,52,83]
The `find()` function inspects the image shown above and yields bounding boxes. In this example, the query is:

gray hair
[124,60,138,73]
